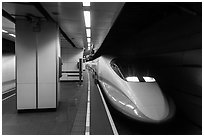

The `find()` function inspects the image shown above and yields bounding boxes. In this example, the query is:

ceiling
[2,16,15,41]
[2,2,201,60]
[92,2,202,59]
[2,2,124,51]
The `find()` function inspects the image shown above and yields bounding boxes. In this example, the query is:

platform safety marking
[96,84,119,135]
[2,93,16,101]
[85,71,91,135]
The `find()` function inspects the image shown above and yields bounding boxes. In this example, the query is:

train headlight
[143,76,156,82]
[126,76,139,82]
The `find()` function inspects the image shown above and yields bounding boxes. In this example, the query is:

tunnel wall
[132,11,202,127]
[148,49,201,128]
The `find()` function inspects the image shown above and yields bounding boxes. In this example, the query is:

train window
[110,63,125,79]
[110,58,154,82]
[111,58,140,81]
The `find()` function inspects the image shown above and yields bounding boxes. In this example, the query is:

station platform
[2,69,114,135]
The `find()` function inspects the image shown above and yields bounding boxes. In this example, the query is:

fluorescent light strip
[88,43,91,47]
[86,29,91,37]
[83,2,90,6]
[87,38,91,43]
[2,30,8,33]
[84,11,91,28]
[9,34,16,37]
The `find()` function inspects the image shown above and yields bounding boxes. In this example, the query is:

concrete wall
[61,46,83,71]
[60,40,83,81]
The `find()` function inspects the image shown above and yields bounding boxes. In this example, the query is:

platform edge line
[96,84,119,135]
[85,71,91,135]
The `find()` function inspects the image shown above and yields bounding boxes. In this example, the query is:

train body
[90,56,174,123]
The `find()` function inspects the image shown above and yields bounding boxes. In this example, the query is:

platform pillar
[16,18,61,110]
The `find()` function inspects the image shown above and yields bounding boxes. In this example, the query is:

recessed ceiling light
[87,37,91,43]
[83,2,90,6]
[86,29,91,37]
[83,11,90,28]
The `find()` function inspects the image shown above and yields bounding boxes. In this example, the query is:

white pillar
[16,19,60,110]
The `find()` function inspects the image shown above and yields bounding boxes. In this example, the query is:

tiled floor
[2,72,88,135]
[2,70,116,135]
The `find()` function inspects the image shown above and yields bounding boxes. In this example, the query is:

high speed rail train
[88,56,175,123]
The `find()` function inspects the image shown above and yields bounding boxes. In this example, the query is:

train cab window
[111,58,138,81]
[110,58,153,82]
[110,63,125,79]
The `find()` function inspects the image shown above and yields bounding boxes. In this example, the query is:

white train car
[94,56,174,123]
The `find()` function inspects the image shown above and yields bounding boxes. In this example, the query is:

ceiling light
[87,38,91,43]
[86,29,91,37]
[88,43,91,47]
[143,77,156,82]
[88,46,90,50]
[2,30,8,33]
[83,11,90,28]
[126,76,139,82]
[83,2,90,6]
[9,34,16,37]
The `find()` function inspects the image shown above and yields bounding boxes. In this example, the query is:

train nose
[127,82,170,121]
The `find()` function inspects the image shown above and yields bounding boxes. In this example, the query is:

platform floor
[2,69,201,135]
[2,70,114,135]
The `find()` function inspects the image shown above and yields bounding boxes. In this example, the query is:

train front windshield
[110,58,155,82]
